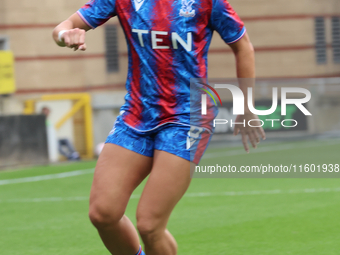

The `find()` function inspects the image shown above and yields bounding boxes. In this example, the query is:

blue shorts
[105,117,213,165]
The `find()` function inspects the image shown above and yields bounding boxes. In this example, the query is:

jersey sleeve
[77,0,117,29]
[210,0,246,44]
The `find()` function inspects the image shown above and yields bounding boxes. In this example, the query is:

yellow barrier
[24,93,94,159]
[0,51,16,94]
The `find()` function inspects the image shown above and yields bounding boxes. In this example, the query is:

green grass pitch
[1,138,340,255]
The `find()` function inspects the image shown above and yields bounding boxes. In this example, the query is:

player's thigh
[90,143,153,220]
[136,150,193,232]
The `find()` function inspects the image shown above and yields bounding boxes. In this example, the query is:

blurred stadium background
[0,0,340,166]
[1,0,340,254]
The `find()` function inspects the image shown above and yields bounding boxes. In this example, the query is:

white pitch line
[0,168,94,186]
[1,187,340,203]
[203,139,340,159]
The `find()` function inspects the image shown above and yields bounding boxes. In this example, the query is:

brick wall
[0,0,339,94]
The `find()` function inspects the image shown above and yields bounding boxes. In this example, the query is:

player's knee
[89,203,124,229]
[137,219,157,239]
[136,216,162,241]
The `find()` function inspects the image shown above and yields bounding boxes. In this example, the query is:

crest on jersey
[179,0,196,17]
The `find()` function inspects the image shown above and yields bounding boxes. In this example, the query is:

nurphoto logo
[200,84,312,129]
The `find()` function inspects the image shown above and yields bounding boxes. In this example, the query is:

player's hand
[60,28,87,51]
[233,113,266,153]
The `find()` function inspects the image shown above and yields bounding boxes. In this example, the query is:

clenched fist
[59,28,87,51]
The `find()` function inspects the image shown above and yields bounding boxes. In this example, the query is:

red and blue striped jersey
[78,0,245,132]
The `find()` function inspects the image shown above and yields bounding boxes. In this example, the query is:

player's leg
[89,143,152,255]
[136,125,212,254]
[136,150,193,255]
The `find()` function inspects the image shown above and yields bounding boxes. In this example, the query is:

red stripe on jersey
[126,48,143,127]
[225,0,244,26]
[195,0,214,130]
[151,0,177,125]
[195,0,211,78]
[116,1,143,127]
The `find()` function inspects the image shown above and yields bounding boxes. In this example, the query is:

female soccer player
[53,0,265,254]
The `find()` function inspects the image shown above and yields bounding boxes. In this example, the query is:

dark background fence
[0,115,48,169]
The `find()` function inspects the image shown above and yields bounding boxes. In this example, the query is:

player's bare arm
[229,33,266,153]
[52,13,91,51]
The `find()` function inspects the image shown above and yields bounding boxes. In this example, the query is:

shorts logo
[108,128,116,136]
[186,126,204,150]
[179,0,195,17]
[108,121,119,136]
